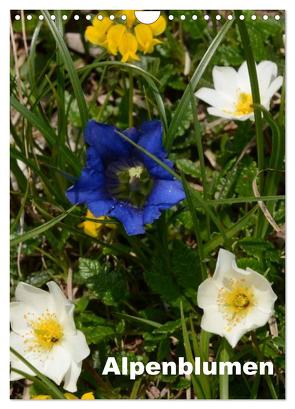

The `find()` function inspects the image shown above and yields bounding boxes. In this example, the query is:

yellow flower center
[217,278,255,331]
[29,312,64,351]
[234,92,253,116]
[233,293,250,308]
[128,165,144,179]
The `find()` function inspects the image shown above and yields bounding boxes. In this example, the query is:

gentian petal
[136,120,173,179]
[85,120,138,165]
[66,168,109,205]
[109,202,144,235]
[146,179,185,206]
[88,199,115,217]
[142,205,162,225]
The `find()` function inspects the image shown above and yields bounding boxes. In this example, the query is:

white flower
[195,61,283,121]
[10,281,90,392]
[197,249,277,348]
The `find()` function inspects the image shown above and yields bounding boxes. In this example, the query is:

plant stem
[189,85,211,238]
[128,70,134,127]
[235,12,264,191]
[219,339,230,399]
[181,172,206,280]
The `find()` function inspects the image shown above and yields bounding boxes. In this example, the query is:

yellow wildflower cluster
[85,10,167,62]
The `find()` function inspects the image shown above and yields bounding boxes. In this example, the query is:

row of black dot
[14,13,282,22]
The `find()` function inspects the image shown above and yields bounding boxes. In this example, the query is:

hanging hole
[135,11,161,24]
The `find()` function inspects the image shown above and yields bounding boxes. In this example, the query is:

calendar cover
[10,9,285,400]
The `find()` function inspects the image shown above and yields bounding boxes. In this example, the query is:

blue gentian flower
[66,120,185,235]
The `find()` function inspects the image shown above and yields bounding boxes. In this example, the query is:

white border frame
[1,0,293,407]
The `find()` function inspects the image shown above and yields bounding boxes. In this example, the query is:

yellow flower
[85,17,113,46]
[121,10,136,28]
[85,11,166,62]
[135,24,161,54]
[32,392,95,400]
[79,210,114,238]
[81,392,95,400]
[64,392,95,400]
[119,32,140,62]
[106,24,127,55]
[149,16,167,36]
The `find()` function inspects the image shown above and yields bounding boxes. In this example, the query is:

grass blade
[10,205,76,246]
[180,172,206,280]
[236,12,264,177]
[180,301,205,398]
[42,10,88,128]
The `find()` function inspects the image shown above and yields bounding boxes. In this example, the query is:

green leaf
[76,312,115,344]
[82,326,115,344]
[238,238,280,263]
[212,158,237,200]
[235,159,258,197]
[171,104,193,138]
[78,258,128,306]
[144,240,200,303]
[25,270,54,287]
[176,158,201,179]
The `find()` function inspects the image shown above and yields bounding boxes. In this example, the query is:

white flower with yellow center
[10,281,90,392]
[197,249,277,348]
[195,61,283,121]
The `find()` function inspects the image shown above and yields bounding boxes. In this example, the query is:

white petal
[195,88,234,110]
[15,282,52,313]
[43,345,71,385]
[262,76,283,109]
[225,306,272,348]
[63,361,82,392]
[61,303,77,334]
[63,331,90,363]
[212,248,237,283]
[208,108,254,122]
[10,301,35,335]
[46,281,76,333]
[200,306,227,337]
[237,61,251,93]
[197,278,220,309]
[212,66,238,99]
[224,323,248,348]
[247,269,277,313]
[207,107,236,120]
[47,281,67,305]
[10,332,35,380]
[246,307,273,329]
[257,61,278,94]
